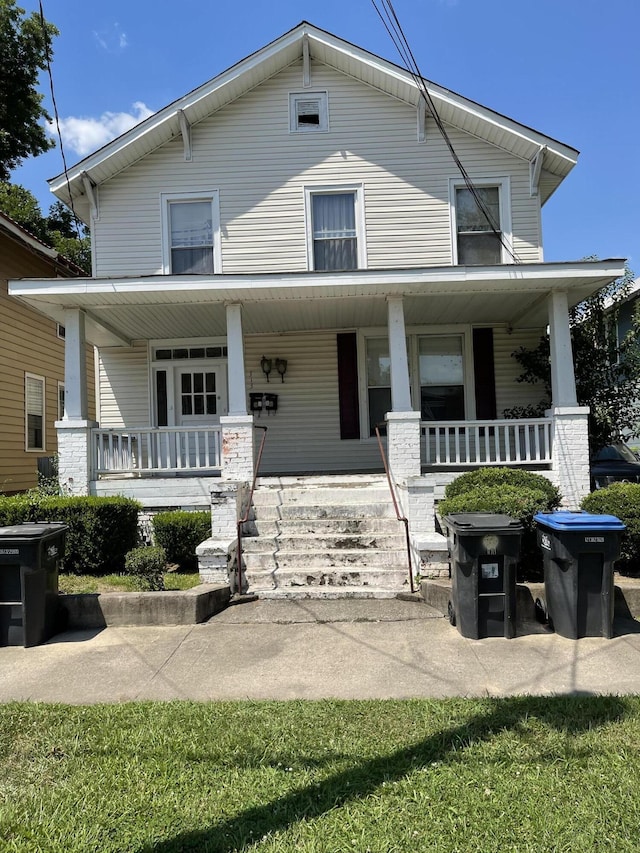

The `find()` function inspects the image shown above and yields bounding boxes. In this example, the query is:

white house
[10,22,625,597]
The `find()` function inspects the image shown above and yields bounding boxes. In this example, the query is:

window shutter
[337,332,360,439]
[472,328,497,419]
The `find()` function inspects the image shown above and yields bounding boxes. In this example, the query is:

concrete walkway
[1,598,640,703]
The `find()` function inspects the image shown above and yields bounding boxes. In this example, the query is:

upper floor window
[290,92,328,133]
[450,178,511,265]
[25,373,45,451]
[161,191,220,274]
[306,186,365,271]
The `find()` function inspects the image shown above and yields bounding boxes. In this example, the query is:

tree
[0,182,91,273]
[504,264,640,450]
[0,0,58,181]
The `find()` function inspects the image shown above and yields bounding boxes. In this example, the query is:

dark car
[590,443,640,489]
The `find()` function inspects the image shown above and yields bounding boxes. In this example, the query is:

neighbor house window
[290,92,328,133]
[419,335,465,420]
[25,374,45,451]
[306,186,365,271]
[58,382,65,421]
[451,178,511,265]
[162,192,220,274]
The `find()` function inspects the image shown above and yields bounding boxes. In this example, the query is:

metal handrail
[374,423,415,594]
[235,425,268,596]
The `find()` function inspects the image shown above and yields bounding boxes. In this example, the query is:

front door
[176,366,227,426]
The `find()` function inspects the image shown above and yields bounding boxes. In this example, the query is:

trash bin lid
[444,513,523,533]
[0,522,67,541]
[534,511,625,531]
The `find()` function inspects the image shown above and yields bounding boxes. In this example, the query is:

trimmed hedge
[439,469,563,581]
[443,467,562,507]
[124,546,167,591]
[581,483,640,576]
[0,495,140,575]
[152,510,210,570]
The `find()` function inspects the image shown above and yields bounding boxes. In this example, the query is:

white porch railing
[92,427,222,476]
[422,418,552,467]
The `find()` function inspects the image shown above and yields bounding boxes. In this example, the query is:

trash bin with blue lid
[0,522,66,647]
[534,511,625,639]
[444,513,523,639]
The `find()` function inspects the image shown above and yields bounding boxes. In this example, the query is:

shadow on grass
[137,695,630,853]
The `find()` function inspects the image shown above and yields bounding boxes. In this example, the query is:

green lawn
[2,697,640,851]
[58,571,201,594]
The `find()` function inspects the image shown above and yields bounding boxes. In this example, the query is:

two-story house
[0,212,94,493]
[10,23,625,596]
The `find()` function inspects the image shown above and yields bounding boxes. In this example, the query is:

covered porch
[10,260,625,508]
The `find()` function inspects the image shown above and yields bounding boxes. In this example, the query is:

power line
[37,0,85,248]
[371,0,521,264]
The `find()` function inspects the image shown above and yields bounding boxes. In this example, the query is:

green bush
[581,483,640,576]
[0,495,140,575]
[439,472,562,581]
[124,546,166,591]
[443,467,562,507]
[152,510,210,570]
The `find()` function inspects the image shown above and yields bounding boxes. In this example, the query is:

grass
[58,571,201,594]
[2,697,640,851]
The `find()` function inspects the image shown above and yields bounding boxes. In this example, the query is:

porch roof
[9,259,626,347]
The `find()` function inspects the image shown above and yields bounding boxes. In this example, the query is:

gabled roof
[50,21,579,216]
[0,211,84,276]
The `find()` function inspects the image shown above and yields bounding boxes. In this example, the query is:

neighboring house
[10,23,625,595]
[0,212,94,493]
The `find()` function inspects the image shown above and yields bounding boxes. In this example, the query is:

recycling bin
[444,513,523,639]
[0,523,67,647]
[534,511,625,639]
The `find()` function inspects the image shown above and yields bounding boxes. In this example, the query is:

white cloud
[49,102,155,157]
[93,23,128,53]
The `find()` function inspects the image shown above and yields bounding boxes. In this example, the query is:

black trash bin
[534,511,625,639]
[444,513,523,639]
[0,523,67,647]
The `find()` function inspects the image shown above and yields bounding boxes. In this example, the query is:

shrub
[152,510,210,570]
[581,483,640,576]
[443,467,562,507]
[0,494,140,575]
[124,546,166,591]
[439,473,561,581]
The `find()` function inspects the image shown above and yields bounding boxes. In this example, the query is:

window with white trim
[450,178,511,265]
[306,186,365,271]
[25,374,45,451]
[419,335,465,420]
[161,192,220,274]
[366,338,392,436]
[290,92,328,133]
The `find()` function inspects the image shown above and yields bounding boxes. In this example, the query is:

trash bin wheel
[447,600,456,627]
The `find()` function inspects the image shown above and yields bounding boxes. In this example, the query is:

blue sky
[12,0,640,270]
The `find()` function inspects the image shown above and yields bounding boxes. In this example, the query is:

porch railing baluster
[91,426,223,476]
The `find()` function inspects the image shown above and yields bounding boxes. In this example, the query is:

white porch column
[547,291,590,507]
[225,303,248,416]
[386,297,421,483]
[56,308,97,495]
[548,290,578,407]
[387,296,412,411]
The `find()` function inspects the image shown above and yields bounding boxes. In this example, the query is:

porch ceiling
[9,260,626,346]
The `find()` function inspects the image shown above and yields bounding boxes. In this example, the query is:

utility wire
[372,0,521,264]
[38,0,85,248]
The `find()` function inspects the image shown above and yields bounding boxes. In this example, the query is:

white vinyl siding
[98,344,150,427]
[493,326,549,416]
[93,61,542,278]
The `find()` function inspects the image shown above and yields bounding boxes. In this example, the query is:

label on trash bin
[585,536,605,543]
[540,533,551,551]
[47,545,59,558]
[481,563,499,579]
[0,548,19,555]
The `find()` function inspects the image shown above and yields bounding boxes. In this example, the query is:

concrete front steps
[240,475,414,599]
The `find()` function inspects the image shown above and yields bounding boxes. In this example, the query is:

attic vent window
[290,92,328,133]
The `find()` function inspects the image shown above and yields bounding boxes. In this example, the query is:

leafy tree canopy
[504,263,640,450]
[0,0,58,181]
[0,181,91,273]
